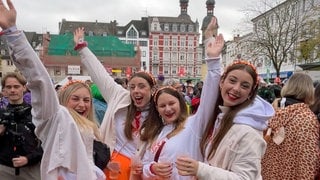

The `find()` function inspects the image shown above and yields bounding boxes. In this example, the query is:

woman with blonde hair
[0,0,106,179]
[262,73,320,179]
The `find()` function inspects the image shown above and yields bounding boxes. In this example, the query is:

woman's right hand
[176,156,199,177]
[151,162,173,179]
[206,33,224,58]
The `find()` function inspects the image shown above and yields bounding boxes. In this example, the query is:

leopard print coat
[261,103,320,180]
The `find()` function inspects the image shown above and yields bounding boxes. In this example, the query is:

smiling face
[59,82,93,118]
[66,87,91,117]
[128,77,153,109]
[220,69,254,107]
[156,92,181,124]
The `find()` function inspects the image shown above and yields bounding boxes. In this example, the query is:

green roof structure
[48,33,135,57]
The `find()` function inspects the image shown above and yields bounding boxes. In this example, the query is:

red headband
[61,80,88,92]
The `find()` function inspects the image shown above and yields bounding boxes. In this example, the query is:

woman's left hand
[73,27,85,44]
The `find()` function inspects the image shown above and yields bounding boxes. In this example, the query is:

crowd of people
[0,0,319,179]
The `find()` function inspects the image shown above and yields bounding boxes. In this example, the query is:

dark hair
[124,72,156,140]
[200,62,259,159]
[140,87,188,142]
[310,83,320,121]
[114,78,124,85]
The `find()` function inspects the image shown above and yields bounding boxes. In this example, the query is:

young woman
[0,0,105,179]
[73,27,156,179]
[262,73,320,179]
[175,21,275,180]
[132,17,224,180]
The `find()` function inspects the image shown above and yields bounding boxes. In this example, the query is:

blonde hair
[59,81,101,140]
[281,73,314,105]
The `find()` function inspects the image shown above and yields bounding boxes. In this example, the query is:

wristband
[74,41,88,51]
[0,25,18,36]
[150,163,156,175]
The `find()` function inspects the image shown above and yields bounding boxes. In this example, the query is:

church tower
[201,0,218,43]
[179,0,191,19]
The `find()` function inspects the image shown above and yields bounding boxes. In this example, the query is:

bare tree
[296,18,320,63]
[243,0,320,77]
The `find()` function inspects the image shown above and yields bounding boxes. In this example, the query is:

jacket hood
[233,96,275,131]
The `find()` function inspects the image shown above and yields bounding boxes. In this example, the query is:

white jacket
[6,32,102,179]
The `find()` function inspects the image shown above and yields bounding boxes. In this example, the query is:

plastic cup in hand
[107,161,120,180]
[130,154,142,176]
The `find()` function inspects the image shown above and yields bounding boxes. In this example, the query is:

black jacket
[0,102,43,167]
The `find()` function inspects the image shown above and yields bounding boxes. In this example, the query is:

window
[141,31,147,36]
[164,24,169,32]
[153,51,158,61]
[180,37,186,47]
[172,37,177,46]
[88,31,94,36]
[142,51,146,57]
[127,28,137,39]
[139,41,148,47]
[164,66,169,75]
[188,67,193,75]
[164,37,169,46]
[152,66,159,75]
[172,24,177,32]
[6,59,13,66]
[128,40,137,45]
[188,53,193,61]
[153,37,159,46]
[117,30,123,35]
[188,25,193,32]
[172,66,177,74]
[172,52,178,61]
[1,49,5,55]
[180,24,186,32]
[180,53,185,61]
[54,66,61,75]
[153,24,157,31]
[163,51,170,62]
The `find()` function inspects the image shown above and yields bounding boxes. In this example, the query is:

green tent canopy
[48,33,135,57]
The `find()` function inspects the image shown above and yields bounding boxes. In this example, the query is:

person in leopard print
[262,73,320,179]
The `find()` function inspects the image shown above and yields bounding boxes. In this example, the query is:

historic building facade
[148,0,202,82]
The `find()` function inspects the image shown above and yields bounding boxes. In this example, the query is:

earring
[160,116,167,125]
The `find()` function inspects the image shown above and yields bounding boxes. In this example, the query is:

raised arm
[193,17,224,133]
[73,27,128,103]
[0,1,96,179]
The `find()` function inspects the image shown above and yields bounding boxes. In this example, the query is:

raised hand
[206,33,224,58]
[73,27,85,44]
[0,0,16,30]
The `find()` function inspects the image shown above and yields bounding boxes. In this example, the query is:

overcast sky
[11,0,256,41]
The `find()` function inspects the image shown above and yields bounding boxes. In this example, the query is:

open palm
[0,0,16,30]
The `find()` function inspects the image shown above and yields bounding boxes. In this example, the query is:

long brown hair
[124,72,156,140]
[140,87,188,143]
[200,62,259,159]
